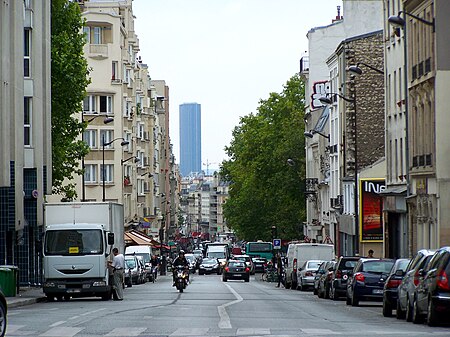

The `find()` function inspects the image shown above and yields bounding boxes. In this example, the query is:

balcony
[88,44,108,60]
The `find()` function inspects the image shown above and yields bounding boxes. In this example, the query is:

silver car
[297,260,324,291]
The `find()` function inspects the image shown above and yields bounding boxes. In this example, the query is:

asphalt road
[7,273,450,336]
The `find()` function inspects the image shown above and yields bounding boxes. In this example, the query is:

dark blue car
[382,258,410,317]
[346,258,394,307]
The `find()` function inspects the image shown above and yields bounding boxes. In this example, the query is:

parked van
[284,243,335,289]
[125,245,153,281]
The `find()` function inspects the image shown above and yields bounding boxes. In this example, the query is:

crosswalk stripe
[302,328,342,335]
[171,328,209,336]
[236,328,270,335]
[105,327,147,336]
[39,327,84,337]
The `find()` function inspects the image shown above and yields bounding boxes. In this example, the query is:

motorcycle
[174,265,189,292]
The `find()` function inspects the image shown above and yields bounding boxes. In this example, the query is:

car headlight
[44,282,56,288]
[92,281,106,287]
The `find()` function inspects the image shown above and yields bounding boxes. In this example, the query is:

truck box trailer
[43,202,124,301]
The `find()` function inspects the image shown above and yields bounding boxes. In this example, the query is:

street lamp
[102,136,129,202]
[304,130,330,140]
[121,156,140,165]
[348,62,384,76]
[388,11,435,32]
[81,116,114,202]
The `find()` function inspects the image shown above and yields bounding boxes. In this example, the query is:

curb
[7,296,47,309]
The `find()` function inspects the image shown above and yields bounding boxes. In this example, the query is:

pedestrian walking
[109,247,125,300]
[275,253,283,288]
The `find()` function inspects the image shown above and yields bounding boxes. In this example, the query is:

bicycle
[261,267,278,282]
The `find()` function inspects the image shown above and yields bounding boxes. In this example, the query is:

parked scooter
[174,266,189,292]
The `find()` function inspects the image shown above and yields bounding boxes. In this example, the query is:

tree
[51,0,90,200]
[221,74,306,241]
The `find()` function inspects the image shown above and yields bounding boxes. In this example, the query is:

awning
[379,185,407,196]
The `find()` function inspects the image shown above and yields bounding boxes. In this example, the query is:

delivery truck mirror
[108,233,115,245]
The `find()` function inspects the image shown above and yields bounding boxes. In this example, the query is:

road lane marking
[39,327,84,337]
[218,283,243,329]
[302,329,342,335]
[105,327,146,336]
[5,325,25,333]
[49,321,66,327]
[171,328,209,336]
[237,328,270,335]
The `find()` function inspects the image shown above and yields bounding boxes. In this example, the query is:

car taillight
[224,267,229,272]
[437,270,450,290]
[386,279,401,289]
[335,270,342,279]
[245,267,250,272]
[413,270,420,287]
[305,271,313,277]
[355,273,365,283]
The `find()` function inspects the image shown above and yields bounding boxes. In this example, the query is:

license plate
[234,274,242,277]
[373,289,383,294]
[67,289,81,293]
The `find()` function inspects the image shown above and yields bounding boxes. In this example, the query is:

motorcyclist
[172,250,189,286]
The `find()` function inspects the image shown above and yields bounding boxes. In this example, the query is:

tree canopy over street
[221,74,307,241]
[51,0,90,200]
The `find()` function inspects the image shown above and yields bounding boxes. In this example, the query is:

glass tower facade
[179,103,202,176]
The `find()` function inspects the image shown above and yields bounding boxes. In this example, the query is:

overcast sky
[132,0,343,171]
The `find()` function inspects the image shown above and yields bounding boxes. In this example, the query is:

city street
[7,274,450,337]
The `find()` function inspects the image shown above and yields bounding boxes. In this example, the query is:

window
[123,99,132,118]
[100,130,114,148]
[112,61,118,80]
[84,164,97,183]
[138,122,145,139]
[83,95,96,114]
[83,129,97,149]
[24,29,31,77]
[100,164,114,183]
[93,27,102,44]
[137,178,144,196]
[99,95,113,114]
[83,26,90,44]
[24,97,32,146]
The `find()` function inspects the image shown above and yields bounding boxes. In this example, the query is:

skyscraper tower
[179,103,201,176]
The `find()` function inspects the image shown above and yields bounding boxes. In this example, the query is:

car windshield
[362,260,394,273]
[44,229,103,255]
[228,262,245,268]
[235,256,250,262]
[307,261,322,269]
[126,259,136,268]
[202,259,217,265]
[342,260,357,270]
[208,252,225,259]
[185,255,195,262]
[394,259,410,272]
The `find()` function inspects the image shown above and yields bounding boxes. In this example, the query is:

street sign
[273,239,281,249]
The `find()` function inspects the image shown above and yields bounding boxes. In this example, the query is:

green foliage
[51,0,90,200]
[221,74,307,241]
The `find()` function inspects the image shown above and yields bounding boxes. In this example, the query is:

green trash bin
[3,265,19,296]
[0,267,15,297]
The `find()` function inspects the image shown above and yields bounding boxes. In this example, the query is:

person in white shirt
[110,247,125,300]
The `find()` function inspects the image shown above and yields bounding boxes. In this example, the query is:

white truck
[285,243,335,290]
[43,202,124,301]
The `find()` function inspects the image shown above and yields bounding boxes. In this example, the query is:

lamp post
[320,92,358,254]
[102,136,129,202]
[81,116,114,202]
[304,130,330,140]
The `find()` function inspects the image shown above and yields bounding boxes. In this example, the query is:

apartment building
[302,0,384,255]
[0,1,51,284]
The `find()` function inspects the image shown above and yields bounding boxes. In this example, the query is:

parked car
[222,260,250,282]
[397,249,435,321]
[382,258,410,317]
[198,258,220,275]
[330,256,360,300]
[317,261,336,298]
[412,247,450,326]
[233,255,255,275]
[297,260,323,291]
[124,255,141,286]
[346,258,394,306]
[185,253,197,273]
[313,262,325,295]
[0,289,7,337]
[252,257,268,273]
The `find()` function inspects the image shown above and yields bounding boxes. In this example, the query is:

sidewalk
[6,287,47,309]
